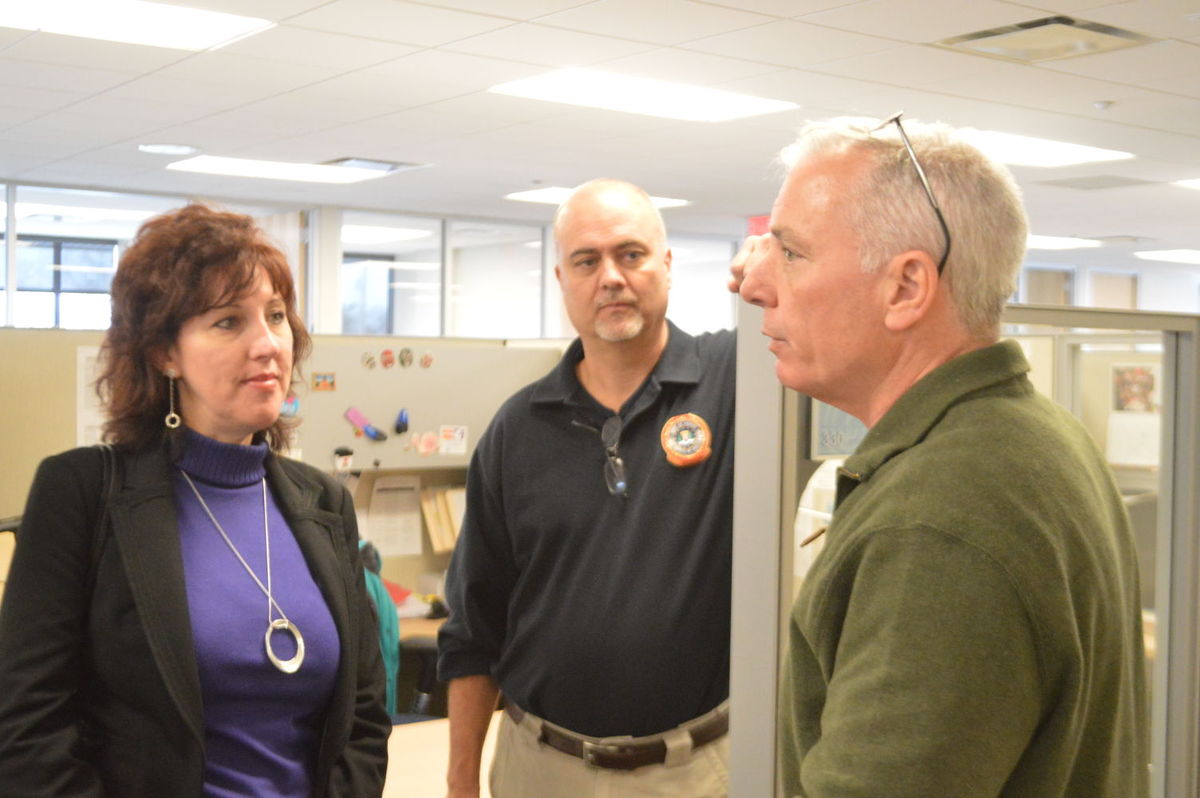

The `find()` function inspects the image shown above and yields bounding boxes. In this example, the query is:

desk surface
[384,711,499,798]
[400,616,445,641]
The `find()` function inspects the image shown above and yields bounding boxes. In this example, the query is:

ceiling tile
[1041,40,1200,85]
[0,32,192,72]
[0,57,138,95]
[445,22,654,64]
[700,0,854,16]
[684,19,895,68]
[402,0,593,19]
[1076,92,1200,136]
[55,95,217,129]
[217,25,419,69]
[930,58,1150,116]
[0,85,89,112]
[1080,0,1200,41]
[716,67,892,109]
[0,28,34,49]
[12,161,152,185]
[814,42,1001,85]
[596,47,784,84]
[418,92,578,124]
[1017,0,1131,12]
[2,113,149,148]
[0,137,82,163]
[1141,72,1200,98]
[799,0,1039,43]
[99,75,281,110]
[0,106,44,130]
[157,52,344,92]
[154,0,333,21]
[537,0,774,46]
[139,122,288,153]
[293,51,544,109]
[286,0,512,46]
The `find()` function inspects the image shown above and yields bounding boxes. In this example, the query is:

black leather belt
[504,703,728,771]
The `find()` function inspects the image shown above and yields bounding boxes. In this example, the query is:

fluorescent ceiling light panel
[167,156,390,184]
[1174,179,1200,190]
[489,68,797,122]
[959,129,1133,167]
[138,143,199,156]
[341,225,433,245]
[0,0,274,51]
[1133,250,1200,265]
[1027,234,1102,250]
[506,186,689,209]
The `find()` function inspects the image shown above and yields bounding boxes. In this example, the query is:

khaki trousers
[489,707,729,798]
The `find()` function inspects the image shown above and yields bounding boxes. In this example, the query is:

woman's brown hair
[97,203,311,452]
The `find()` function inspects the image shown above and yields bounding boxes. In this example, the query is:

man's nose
[739,254,774,308]
[597,256,627,287]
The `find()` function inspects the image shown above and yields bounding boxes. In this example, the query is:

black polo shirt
[438,321,736,737]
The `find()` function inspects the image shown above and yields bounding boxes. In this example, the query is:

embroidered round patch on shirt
[661,413,712,467]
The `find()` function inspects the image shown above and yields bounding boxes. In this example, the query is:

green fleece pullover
[781,340,1148,798]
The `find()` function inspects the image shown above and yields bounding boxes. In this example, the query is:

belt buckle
[580,740,624,768]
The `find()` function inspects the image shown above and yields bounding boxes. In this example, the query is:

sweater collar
[837,340,1030,503]
[175,427,269,487]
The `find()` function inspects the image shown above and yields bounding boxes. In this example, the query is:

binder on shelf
[419,485,466,553]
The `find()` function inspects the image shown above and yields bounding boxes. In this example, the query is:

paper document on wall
[76,346,105,446]
[367,475,423,557]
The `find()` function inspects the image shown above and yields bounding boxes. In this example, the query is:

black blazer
[0,442,390,796]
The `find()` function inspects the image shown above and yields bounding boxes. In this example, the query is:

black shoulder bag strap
[87,443,119,594]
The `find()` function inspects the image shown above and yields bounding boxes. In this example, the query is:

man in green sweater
[731,115,1148,797]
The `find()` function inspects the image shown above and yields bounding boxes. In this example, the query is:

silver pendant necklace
[179,470,305,674]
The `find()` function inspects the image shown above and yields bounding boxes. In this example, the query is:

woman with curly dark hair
[0,204,389,797]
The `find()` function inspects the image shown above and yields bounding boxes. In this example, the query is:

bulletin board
[292,336,561,472]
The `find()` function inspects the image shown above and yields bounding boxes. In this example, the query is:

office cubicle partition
[729,303,1200,798]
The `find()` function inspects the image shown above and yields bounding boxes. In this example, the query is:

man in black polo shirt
[438,178,735,797]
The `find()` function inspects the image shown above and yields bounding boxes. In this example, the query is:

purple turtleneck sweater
[173,431,340,797]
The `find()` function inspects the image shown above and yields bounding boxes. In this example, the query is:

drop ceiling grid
[681,18,898,68]
[284,0,516,46]
[216,25,421,70]
[532,0,777,45]
[440,21,657,64]
[797,0,1041,43]
[593,47,793,86]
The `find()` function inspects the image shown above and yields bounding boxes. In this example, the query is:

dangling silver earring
[164,370,181,429]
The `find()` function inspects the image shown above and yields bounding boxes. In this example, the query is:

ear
[156,345,180,379]
[881,249,940,332]
[554,262,563,287]
[663,248,672,288]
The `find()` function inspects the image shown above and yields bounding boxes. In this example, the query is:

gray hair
[781,117,1028,340]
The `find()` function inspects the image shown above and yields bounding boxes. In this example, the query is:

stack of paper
[420,486,467,553]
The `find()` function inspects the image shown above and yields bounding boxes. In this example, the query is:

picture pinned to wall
[380,349,395,369]
[439,425,468,455]
[1112,364,1159,413]
[313,373,336,392]
[1107,362,1161,468]
[361,353,376,369]
[420,353,433,369]
[811,400,867,460]
[399,348,413,368]
[280,392,300,417]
